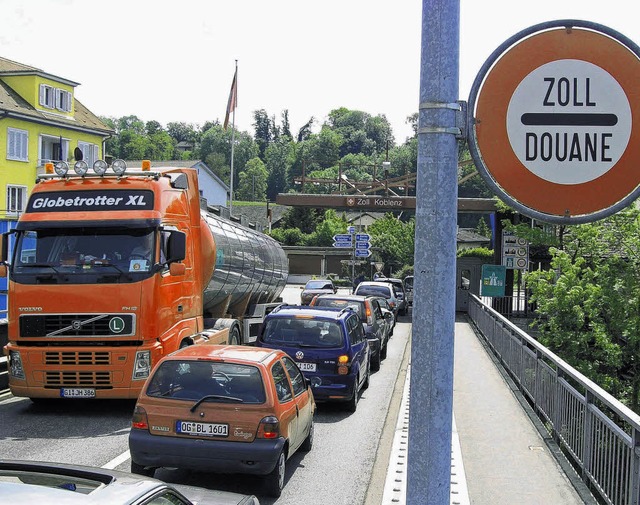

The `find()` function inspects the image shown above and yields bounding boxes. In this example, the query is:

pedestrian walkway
[382,317,589,504]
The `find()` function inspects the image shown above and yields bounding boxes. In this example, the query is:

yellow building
[0,56,114,222]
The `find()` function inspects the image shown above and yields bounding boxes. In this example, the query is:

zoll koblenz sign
[468,20,640,224]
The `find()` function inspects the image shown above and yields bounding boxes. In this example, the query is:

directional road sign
[333,242,353,248]
[354,249,372,258]
[355,241,370,250]
[355,233,370,241]
[333,234,353,243]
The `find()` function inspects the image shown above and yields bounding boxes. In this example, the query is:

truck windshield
[11,227,158,283]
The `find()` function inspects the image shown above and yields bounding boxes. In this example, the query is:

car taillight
[337,354,350,375]
[131,405,149,430]
[257,416,280,439]
[365,303,373,326]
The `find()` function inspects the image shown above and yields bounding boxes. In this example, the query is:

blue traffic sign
[347,226,356,234]
[333,234,353,242]
[354,249,372,258]
[355,241,370,250]
[355,233,370,241]
[333,242,353,248]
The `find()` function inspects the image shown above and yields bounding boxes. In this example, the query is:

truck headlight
[133,350,151,380]
[9,350,25,380]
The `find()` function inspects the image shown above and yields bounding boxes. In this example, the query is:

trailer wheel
[228,325,241,345]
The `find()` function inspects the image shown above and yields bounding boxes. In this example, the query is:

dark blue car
[257,305,370,412]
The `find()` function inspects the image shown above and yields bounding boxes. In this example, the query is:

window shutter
[92,144,99,165]
[39,85,46,106]
[19,131,27,160]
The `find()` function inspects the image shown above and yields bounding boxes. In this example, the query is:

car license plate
[176,421,229,437]
[60,388,96,398]
[298,362,316,372]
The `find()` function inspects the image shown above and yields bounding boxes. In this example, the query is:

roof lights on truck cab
[41,159,158,180]
[46,159,130,178]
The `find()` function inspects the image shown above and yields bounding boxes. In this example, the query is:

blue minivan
[257,305,370,412]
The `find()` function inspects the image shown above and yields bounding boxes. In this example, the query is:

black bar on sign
[521,113,618,126]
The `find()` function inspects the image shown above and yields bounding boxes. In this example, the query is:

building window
[7,185,27,216]
[39,84,55,109]
[39,135,69,166]
[7,128,28,161]
[56,89,72,112]
[77,141,99,167]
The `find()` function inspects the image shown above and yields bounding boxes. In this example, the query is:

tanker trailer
[199,207,289,345]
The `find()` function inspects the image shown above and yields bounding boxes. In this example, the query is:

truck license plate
[60,388,96,398]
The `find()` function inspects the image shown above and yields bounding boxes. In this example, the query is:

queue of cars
[3,278,410,501]
[126,277,410,498]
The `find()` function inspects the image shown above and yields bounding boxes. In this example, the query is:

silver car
[0,459,260,505]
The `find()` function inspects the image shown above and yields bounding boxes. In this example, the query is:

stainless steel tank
[201,211,288,314]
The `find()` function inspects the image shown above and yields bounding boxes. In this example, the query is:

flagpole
[229,60,237,215]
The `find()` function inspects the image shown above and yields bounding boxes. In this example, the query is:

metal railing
[468,294,640,505]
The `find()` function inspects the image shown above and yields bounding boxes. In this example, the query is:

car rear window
[263,318,345,348]
[146,360,266,403]
[356,285,391,297]
[305,280,333,290]
[314,299,364,320]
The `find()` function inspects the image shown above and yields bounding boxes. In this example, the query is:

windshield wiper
[90,263,127,274]
[189,394,243,411]
[19,263,60,273]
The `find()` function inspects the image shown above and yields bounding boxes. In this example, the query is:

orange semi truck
[0,160,288,400]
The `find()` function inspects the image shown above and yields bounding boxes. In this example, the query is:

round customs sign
[468,20,640,224]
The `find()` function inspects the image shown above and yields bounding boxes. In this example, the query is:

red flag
[223,68,237,130]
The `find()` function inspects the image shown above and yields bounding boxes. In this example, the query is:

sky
[1,0,637,144]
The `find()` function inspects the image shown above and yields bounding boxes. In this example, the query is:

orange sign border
[473,26,640,218]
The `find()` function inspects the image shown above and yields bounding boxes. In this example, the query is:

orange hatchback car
[128,345,316,497]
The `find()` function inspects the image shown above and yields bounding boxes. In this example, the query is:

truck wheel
[264,449,286,497]
[228,326,241,345]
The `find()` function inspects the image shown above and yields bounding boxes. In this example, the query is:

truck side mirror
[0,233,7,264]
[166,231,186,263]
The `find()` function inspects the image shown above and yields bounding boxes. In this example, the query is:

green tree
[368,214,415,273]
[279,207,323,235]
[265,139,294,200]
[198,125,258,189]
[146,131,176,160]
[326,108,393,157]
[236,157,268,201]
[167,122,199,143]
[306,209,348,246]
[526,207,640,411]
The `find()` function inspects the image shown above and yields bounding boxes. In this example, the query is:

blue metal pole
[408,0,459,503]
